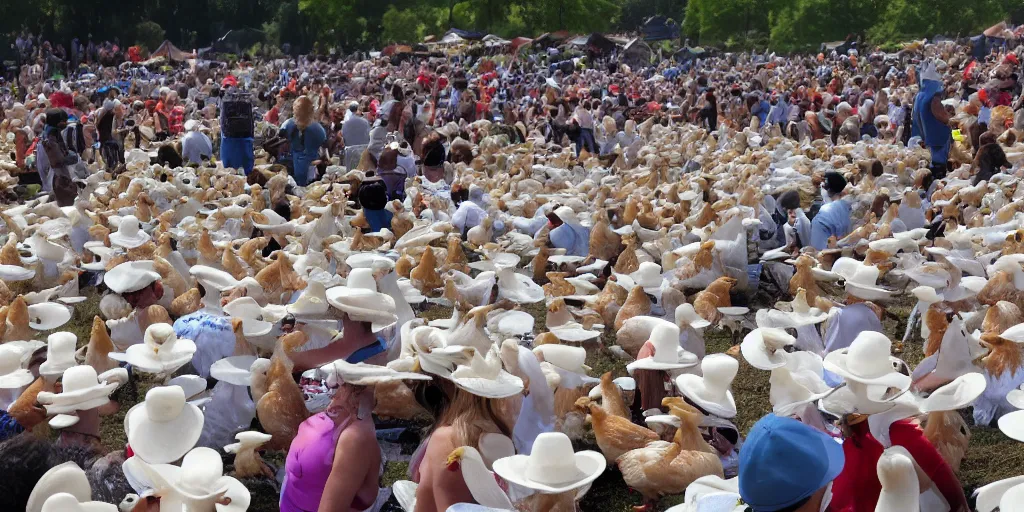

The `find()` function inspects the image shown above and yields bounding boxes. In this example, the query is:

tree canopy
[0,0,1017,55]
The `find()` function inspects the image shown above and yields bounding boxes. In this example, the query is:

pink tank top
[281,412,345,512]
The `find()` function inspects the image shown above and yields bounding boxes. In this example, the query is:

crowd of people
[0,27,1022,512]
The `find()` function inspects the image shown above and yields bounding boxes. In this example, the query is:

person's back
[809,197,851,249]
[342,114,370,146]
[182,130,213,165]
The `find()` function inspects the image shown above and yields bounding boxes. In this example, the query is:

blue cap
[738,414,845,512]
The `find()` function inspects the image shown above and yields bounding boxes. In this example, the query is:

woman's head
[120,281,164,310]
[293,96,314,129]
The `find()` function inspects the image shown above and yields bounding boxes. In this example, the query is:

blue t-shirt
[810,199,852,250]
[281,119,327,186]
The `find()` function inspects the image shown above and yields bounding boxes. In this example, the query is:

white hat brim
[210,355,259,386]
[111,339,197,375]
[26,461,93,512]
[492,450,606,494]
[740,329,795,370]
[126,401,205,464]
[919,372,986,413]
[675,374,737,418]
[999,409,1024,443]
[451,369,524,399]
[38,382,118,414]
[28,303,72,331]
[823,350,911,400]
[0,265,35,281]
[109,232,151,249]
[0,368,35,388]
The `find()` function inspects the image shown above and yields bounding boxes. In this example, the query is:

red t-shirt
[831,419,968,512]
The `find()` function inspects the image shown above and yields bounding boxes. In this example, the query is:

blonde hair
[293,96,314,128]
[436,385,514,449]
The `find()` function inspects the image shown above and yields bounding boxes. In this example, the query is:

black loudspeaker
[221,95,254,139]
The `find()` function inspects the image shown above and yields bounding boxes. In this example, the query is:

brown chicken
[983,301,1023,335]
[256,331,311,450]
[532,246,553,283]
[198,228,219,263]
[3,296,33,342]
[978,270,1024,310]
[577,396,658,463]
[0,236,21,266]
[443,234,469,274]
[410,246,443,294]
[789,255,823,305]
[83,316,118,374]
[395,253,415,278]
[6,377,47,432]
[694,277,737,325]
[589,209,622,262]
[170,288,202,318]
[255,252,306,302]
[614,233,641,274]
[923,410,971,473]
[676,241,716,281]
[980,332,1024,379]
[239,237,270,273]
[373,380,432,421]
[591,280,628,327]
[617,398,724,511]
[614,286,652,330]
[924,303,952,356]
[596,371,631,419]
[543,272,575,298]
[221,246,248,281]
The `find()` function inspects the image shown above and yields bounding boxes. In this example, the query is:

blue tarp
[642,16,680,42]
[446,28,486,41]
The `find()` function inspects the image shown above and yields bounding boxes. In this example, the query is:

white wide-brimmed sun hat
[109,215,151,249]
[0,344,33,388]
[769,365,831,418]
[28,302,72,331]
[626,322,698,374]
[137,447,250,512]
[25,232,68,262]
[37,365,124,418]
[104,260,160,294]
[824,331,910,401]
[755,289,829,329]
[0,264,35,281]
[918,372,986,413]
[286,280,330,318]
[38,332,79,379]
[319,358,432,387]
[210,355,260,386]
[110,323,197,375]
[39,493,117,512]
[27,462,96,512]
[251,208,294,235]
[676,303,711,329]
[222,297,275,338]
[492,432,606,494]
[533,344,591,375]
[675,354,739,418]
[390,325,523,398]
[741,328,796,370]
[80,243,114,272]
[126,386,204,464]
[326,267,398,332]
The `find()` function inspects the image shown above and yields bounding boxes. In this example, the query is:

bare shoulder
[339,418,377,445]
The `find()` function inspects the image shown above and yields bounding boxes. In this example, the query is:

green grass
[56,283,1024,511]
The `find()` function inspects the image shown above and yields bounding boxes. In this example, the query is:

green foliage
[0,0,1014,56]
[135,21,165,52]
